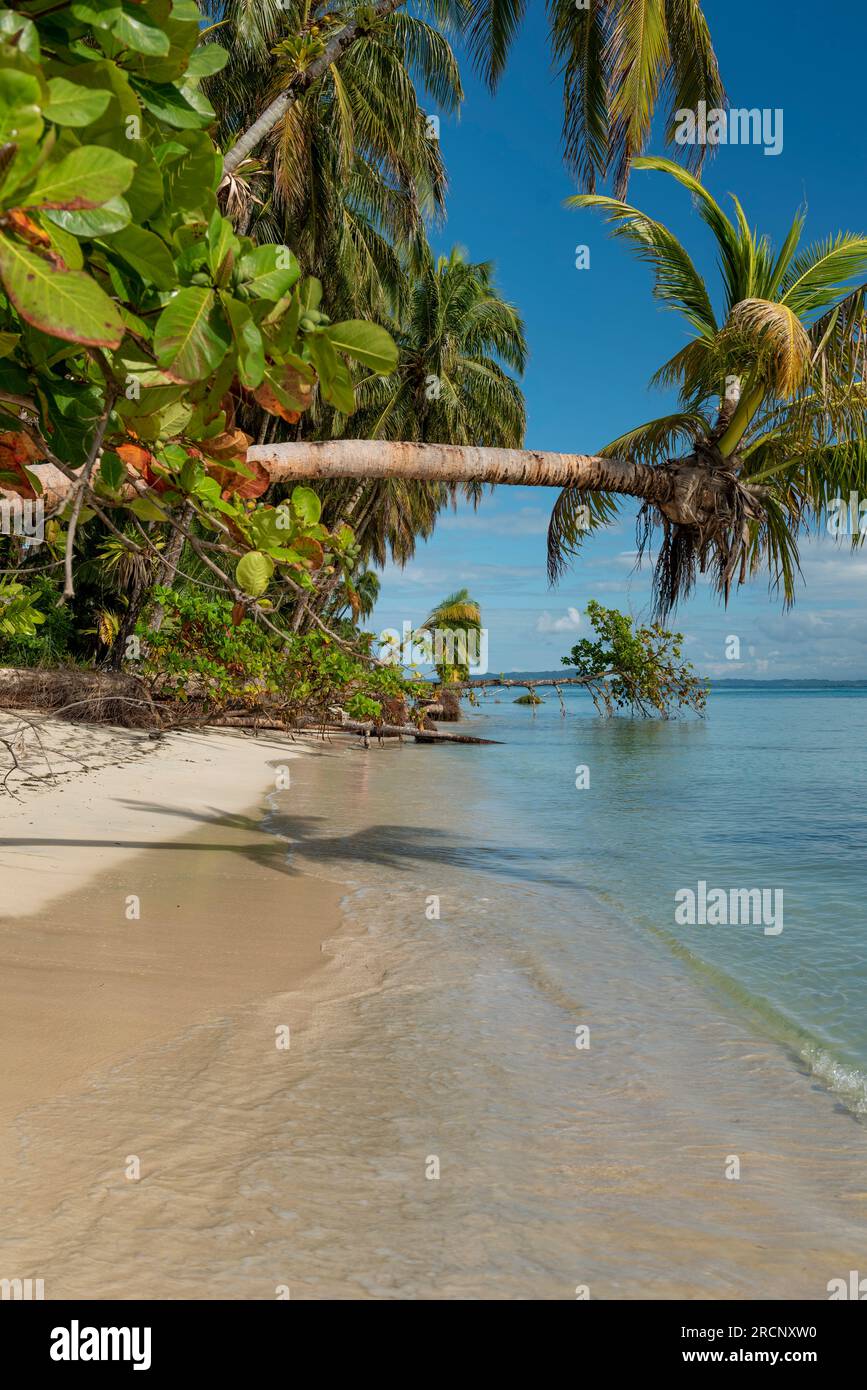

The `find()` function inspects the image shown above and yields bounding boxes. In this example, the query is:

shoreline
[0,719,349,1131]
[2,711,866,1299]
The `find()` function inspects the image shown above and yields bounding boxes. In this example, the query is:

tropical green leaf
[44,197,132,237]
[325,320,399,374]
[186,43,229,78]
[0,69,42,147]
[237,244,300,300]
[24,147,135,211]
[112,4,171,56]
[132,78,210,130]
[221,294,264,389]
[291,486,322,526]
[70,0,121,28]
[44,78,112,127]
[0,233,123,346]
[153,286,231,382]
[101,225,175,289]
[0,9,40,60]
[236,550,274,598]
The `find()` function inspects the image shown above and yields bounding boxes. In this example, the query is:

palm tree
[205,0,460,320]
[251,161,867,614]
[329,566,381,621]
[421,587,482,682]
[323,247,527,572]
[551,158,867,609]
[221,1,725,198]
[350,247,526,447]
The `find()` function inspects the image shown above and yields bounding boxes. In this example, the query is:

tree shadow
[2,798,582,889]
[123,800,582,887]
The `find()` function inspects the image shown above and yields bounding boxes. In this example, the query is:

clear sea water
[449,686,867,1111]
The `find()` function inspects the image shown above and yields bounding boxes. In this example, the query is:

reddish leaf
[252,379,301,423]
[3,209,51,250]
[204,427,251,461]
[117,440,156,481]
[0,430,43,497]
[292,535,325,570]
[116,440,172,494]
[205,456,270,500]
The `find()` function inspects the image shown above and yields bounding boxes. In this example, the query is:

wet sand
[0,721,345,1163]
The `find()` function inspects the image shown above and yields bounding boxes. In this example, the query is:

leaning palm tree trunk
[248,440,670,498]
[15,440,735,523]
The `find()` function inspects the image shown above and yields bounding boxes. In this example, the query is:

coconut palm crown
[549,157,867,612]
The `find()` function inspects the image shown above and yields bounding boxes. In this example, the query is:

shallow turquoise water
[453,687,867,1111]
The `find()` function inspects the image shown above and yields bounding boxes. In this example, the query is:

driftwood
[305,718,501,745]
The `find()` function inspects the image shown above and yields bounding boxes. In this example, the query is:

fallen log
[303,718,501,745]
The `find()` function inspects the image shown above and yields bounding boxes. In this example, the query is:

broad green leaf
[101,225,174,289]
[122,147,164,222]
[43,218,84,270]
[325,320,398,374]
[298,276,323,312]
[0,11,40,59]
[0,233,124,346]
[99,451,126,489]
[207,210,236,279]
[306,333,340,397]
[0,69,42,146]
[237,244,300,300]
[154,286,231,382]
[45,196,131,237]
[0,331,19,358]
[112,4,171,56]
[70,0,122,28]
[176,81,215,121]
[25,146,135,211]
[186,43,229,78]
[132,78,210,129]
[160,130,220,211]
[236,550,274,598]
[221,294,264,389]
[129,496,167,521]
[39,379,105,463]
[44,78,112,127]
[291,486,322,526]
[323,356,356,414]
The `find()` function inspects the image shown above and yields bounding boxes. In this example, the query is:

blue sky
[369,0,867,678]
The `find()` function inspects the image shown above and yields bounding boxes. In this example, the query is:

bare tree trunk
[148,501,194,636]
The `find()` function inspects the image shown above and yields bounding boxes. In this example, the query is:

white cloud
[536,606,583,634]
